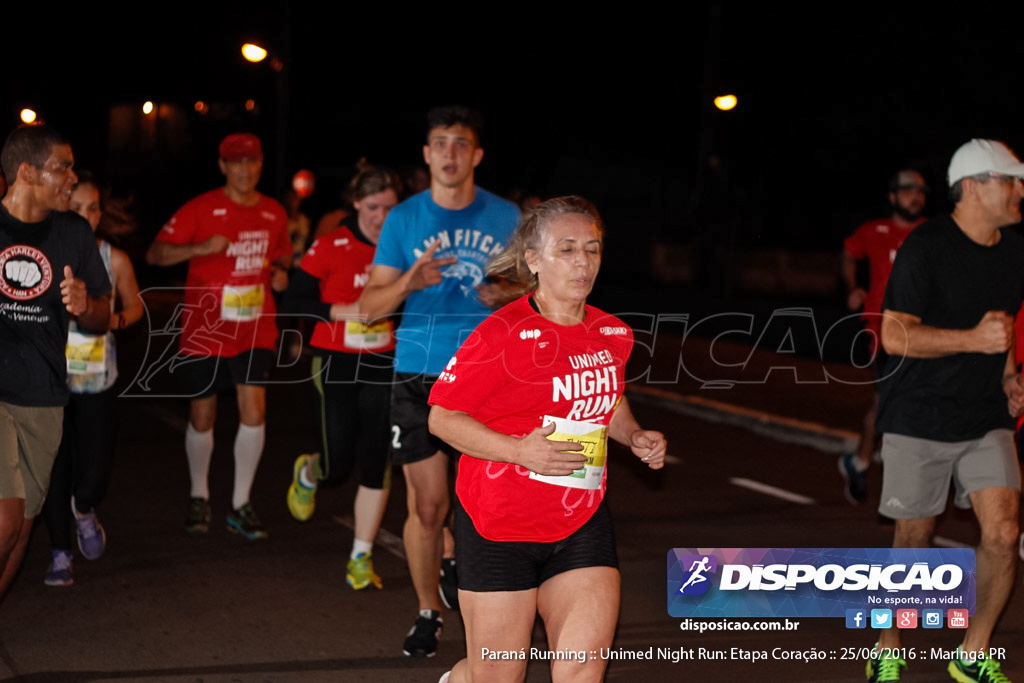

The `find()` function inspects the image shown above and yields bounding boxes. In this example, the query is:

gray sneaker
[72,496,106,560]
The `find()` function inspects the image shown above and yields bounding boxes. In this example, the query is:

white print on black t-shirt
[0,301,48,323]
[0,245,53,300]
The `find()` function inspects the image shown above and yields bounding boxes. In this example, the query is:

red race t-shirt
[429,295,634,543]
[844,217,924,338]
[300,225,394,354]
[156,189,290,357]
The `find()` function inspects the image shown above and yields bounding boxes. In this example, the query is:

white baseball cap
[947,138,1024,186]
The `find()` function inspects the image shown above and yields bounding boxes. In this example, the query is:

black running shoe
[438,557,459,610]
[403,610,442,657]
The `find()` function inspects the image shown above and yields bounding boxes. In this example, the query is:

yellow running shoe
[287,454,317,521]
[347,552,383,590]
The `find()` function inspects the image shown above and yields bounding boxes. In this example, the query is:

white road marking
[628,386,859,454]
[933,535,972,549]
[729,477,816,505]
[633,388,984,549]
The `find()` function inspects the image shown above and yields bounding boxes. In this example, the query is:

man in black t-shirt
[0,126,110,601]
[865,139,1024,682]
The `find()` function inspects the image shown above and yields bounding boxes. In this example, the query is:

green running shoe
[865,646,906,682]
[948,647,1010,683]
[346,552,382,590]
[287,454,317,522]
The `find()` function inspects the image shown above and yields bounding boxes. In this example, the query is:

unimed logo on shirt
[667,548,975,619]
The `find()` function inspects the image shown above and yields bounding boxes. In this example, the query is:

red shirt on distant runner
[844,216,925,340]
[299,223,394,354]
[155,189,290,357]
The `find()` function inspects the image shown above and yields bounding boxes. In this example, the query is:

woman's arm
[110,246,143,330]
[428,405,587,477]
[608,396,667,470]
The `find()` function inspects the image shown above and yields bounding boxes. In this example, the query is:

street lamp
[241,43,268,63]
[242,42,283,72]
[714,94,738,111]
[240,39,289,194]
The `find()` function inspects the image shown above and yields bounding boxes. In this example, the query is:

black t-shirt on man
[877,214,1024,442]
[0,206,111,407]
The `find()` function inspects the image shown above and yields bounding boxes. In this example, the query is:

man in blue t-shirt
[360,106,520,657]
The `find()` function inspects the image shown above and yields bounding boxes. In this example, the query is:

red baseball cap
[219,133,262,162]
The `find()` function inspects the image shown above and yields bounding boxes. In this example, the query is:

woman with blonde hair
[429,196,667,682]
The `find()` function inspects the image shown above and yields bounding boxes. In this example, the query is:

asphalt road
[0,294,1021,682]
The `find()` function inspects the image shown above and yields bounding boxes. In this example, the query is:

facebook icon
[846,609,866,629]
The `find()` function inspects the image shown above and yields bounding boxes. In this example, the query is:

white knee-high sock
[185,424,214,500]
[233,423,265,510]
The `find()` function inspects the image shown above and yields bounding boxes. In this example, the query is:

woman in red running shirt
[429,196,667,683]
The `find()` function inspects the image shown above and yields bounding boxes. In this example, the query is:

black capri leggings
[312,352,392,489]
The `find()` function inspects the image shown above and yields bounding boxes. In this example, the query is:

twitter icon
[870,609,892,629]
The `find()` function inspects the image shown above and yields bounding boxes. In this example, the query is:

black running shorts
[175,349,275,399]
[390,372,457,466]
[454,497,619,592]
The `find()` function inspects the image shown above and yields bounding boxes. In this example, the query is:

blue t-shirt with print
[372,187,520,375]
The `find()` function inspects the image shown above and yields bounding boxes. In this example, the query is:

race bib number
[343,319,393,350]
[66,329,107,374]
[529,415,607,490]
[221,284,264,321]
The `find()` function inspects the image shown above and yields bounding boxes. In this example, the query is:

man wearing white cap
[864,139,1024,682]
[147,133,291,541]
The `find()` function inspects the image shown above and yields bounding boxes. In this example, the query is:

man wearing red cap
[147,133,290,540]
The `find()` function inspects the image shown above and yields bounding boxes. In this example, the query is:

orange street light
[714,94,738,111]
[242,43,268,63]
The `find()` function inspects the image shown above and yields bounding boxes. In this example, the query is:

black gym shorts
[454,496,619,592]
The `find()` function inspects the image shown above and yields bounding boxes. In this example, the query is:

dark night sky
[5,5,1024,258]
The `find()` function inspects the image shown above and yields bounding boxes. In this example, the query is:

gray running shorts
[878,430,1020,519]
